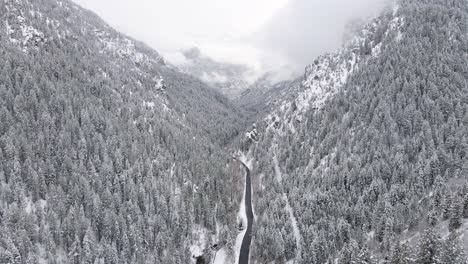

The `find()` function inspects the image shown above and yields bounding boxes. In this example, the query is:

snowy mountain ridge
[4,0,47,52]
[4,0,167,83]
[265,4,405,136]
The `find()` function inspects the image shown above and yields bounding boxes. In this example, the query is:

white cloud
[73,0,288,65]
[73,0,390,80]
[252,0,390,73]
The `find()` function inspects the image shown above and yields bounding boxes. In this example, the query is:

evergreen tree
[388,242,412,264]
[417,229,442,264]
[440,232,467,264]
[352,246,374,264]
[448,196,463,231]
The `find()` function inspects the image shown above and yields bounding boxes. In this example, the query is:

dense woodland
[0,0,245,263]
[248,0,468,263]
[0,0,467,263]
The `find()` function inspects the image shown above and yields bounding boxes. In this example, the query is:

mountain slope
[2,0,245,143]
[0,0,247,263]
[244,0,468,263]
[1,0,467,263]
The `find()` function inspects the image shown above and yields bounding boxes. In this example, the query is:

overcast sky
[73,0,390,77]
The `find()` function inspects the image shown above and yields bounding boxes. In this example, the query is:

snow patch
[298,51,358,113]
[237,151,253,171]
[259,173,265,191]
[5,20,14,35]
[212,248,227,264]
[273,154,283,183]
[245,126,259,142]
[143,101,155,109]
[96,32,165,66]
[24,198,47,214]
[372,43,383,58]
[4,9,46,52]
[161,103,170,112]
[190,225,210,261]
[153,75,166,90]
[395,30,404,42]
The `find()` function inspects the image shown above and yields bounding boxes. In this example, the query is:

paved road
[238,162,254,264]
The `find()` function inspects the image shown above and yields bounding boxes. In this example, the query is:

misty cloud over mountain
[251,0,391,73]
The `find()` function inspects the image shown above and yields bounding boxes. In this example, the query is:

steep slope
[2,0,467,263]
[236,73,301,123]
[245,0,468,263]
[2,0,245,144]
[0,0,246,263]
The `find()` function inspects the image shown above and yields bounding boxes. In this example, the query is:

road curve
[238,162,254,264]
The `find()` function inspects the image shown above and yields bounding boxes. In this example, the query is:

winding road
[238,162,254,264]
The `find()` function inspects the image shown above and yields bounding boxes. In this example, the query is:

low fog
[73,0,391,80]
[252,0,391,76]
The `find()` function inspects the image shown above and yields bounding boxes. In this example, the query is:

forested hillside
[247,0,468,263]
[0,0,247,263]
[1,0,467,263]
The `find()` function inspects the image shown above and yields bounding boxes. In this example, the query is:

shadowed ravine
[238,162,254,264]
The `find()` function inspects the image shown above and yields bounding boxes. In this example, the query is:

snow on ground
[245,124,259,142]
[237,150,253,171]
[259,173,265,191]
[5,10,46,52]
[154,76,165,90]
[23,197,47,214]
[20,24,44,47]
[372,42,383,58]
[213,248,227,264]
[143,101,155,109]
[190,225,210,263]
[367,230,376,241]
[161,103,170,112]
[96,31,165,66]
[189,207,229,263]
[273,154,282,183]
